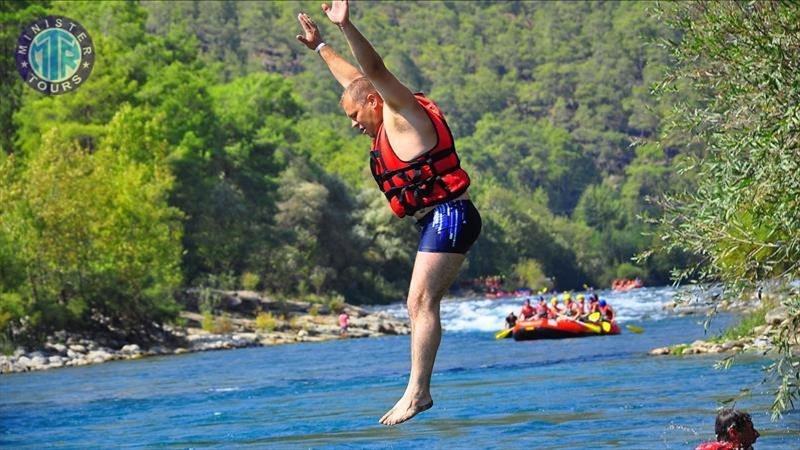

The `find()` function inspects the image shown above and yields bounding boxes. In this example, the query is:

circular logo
[15,16,95,95]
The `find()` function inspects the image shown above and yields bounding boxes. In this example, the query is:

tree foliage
[653,1,800,418]
[0,1,693,342]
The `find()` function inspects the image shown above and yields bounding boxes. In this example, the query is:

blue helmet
[599,300,607,307]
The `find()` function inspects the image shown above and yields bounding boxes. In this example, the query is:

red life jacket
[369,94,470,218]
[520,304,535,319]
[695,442,736,450]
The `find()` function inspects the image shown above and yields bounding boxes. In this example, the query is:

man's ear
[367,93,382,110]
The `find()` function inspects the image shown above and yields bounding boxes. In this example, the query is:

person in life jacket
[534,296,548,318]
[561,293,582,319]
[598,299,615,321]
[296,0,481,426]
[695,408,760,450]
[547,298,561,319]
[588,294,600,315]
[575,294,588,320]
[519,299,535,320]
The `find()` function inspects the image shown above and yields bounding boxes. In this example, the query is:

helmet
[577,294,585,300]
[537,296,544,301]
[563,293,571,301]
[550,298,558,304]
[599,300,607,307]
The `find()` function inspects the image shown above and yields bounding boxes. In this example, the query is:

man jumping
[296,0,482,425]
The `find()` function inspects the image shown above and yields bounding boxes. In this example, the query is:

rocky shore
[649,304,798,356]
[0,289,409,374]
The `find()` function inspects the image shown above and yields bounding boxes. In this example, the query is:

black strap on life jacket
[369,146,464,216]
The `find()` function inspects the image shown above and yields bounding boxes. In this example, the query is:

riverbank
[650,303,799,356]
[0,289,410,374]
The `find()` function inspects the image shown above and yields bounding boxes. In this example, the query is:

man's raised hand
[296,12,322,50]
[322,0,349,26]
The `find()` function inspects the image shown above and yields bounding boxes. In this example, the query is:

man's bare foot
[379,395,433,426]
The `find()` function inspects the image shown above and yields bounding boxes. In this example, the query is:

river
[2,287,798,448]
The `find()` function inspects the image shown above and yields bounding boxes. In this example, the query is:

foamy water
[379,286,683,332]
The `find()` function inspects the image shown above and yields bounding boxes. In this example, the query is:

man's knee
[407,293,440,319]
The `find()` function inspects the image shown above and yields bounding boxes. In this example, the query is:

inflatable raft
[512,317,620,341]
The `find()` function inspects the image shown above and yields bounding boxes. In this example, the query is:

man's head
[523,299,530,305]
[715,408,759,448]
[341,77,383,138]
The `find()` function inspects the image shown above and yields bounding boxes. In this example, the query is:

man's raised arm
[321,1,419,112]
[296,12,362,88]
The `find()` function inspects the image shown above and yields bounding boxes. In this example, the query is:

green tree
[654,1,800,418]
[0,107,183,342]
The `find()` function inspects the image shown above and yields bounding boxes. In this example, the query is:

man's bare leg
[379,251,465,426]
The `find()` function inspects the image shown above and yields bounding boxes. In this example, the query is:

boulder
[46,343,68,355]
[120,344,141,355]
[765,306,788,326]
[651,347,671,356]
[69,344,86,353]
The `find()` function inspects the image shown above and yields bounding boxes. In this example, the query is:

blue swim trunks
[416,200,482,254]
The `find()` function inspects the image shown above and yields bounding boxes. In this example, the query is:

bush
[513,259,551,291]
[215,313,234,334]
[615,263,647,280]
[711,306,769,344]
[201,310,215,332]
[327,295,346,314]
[255,312,277,332]
[201,310,234,334]
[240,272,260,291]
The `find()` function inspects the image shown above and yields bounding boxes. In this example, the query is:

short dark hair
[715,408,752,441]
[342,77,378,106]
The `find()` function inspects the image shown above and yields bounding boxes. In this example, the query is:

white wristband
[314,42,327,53]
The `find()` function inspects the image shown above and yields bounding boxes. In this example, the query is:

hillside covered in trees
[1,1,691,343]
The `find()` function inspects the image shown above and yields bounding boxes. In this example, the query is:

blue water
[2,294,799,448]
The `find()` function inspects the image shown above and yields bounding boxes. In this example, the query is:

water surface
[2,287,798,448]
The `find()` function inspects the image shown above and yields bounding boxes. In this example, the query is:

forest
[1,0,796,357]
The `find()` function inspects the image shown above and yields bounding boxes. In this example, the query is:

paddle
[495,328,512,339]
[583,322,601,333]
[587,309,645,333]
[625,324,644,333]
[585,311,613,333]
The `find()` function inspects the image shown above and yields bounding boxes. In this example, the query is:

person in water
[296,0,481,425]
[696,408,760,450]
[505,311,517,329]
